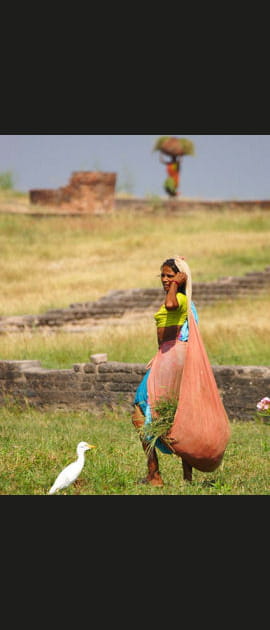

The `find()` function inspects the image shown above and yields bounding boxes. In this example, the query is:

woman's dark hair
[161,259,179,273]
[161,259,186,294]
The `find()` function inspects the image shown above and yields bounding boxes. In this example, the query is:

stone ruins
[29,171,117,214]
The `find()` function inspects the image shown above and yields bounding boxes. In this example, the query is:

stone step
[0,267,269,332]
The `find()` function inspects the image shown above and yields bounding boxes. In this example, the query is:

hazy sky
[0,134,270,200]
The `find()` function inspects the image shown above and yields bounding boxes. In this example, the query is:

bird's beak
[87,444,96,449]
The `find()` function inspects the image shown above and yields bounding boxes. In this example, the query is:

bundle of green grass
[141,397,178,454]
[153,136,195,157]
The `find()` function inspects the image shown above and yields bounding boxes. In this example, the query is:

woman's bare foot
[139,472,164,487]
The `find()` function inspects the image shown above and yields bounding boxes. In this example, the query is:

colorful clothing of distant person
[164,158,180,196]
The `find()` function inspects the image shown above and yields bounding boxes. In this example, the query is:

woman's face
[160,265,177,292]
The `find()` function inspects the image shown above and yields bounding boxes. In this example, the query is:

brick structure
[115,198,270,212]
[29,171,117,214]
[0,357,269,421]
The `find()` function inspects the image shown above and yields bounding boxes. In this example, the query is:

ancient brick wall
[29,171,117,214]
[115,198,270,212]
[1,268,269,333]
[0,357,269,421]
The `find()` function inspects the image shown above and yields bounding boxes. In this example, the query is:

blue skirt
[134,370,173,455]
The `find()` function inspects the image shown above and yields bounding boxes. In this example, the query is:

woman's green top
[154,293,188,328]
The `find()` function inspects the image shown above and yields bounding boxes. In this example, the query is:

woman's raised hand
[173,271,187,287]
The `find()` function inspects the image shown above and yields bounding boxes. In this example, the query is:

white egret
[48,441,96,495]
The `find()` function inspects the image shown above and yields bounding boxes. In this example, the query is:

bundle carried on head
[153,136,195,157]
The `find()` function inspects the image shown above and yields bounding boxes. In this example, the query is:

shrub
[0,171,14,190]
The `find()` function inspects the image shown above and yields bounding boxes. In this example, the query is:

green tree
[0,171,14,190]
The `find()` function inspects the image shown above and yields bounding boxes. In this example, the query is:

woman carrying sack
[132,256,231,487]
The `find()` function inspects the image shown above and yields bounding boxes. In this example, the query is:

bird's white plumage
[48,441,96,495]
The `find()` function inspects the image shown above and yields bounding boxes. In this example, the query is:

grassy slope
[0,199,269,367]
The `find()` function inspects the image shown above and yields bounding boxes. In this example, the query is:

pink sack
[167,313,231,472]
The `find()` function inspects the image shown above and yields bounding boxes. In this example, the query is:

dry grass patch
[0,207,270,315]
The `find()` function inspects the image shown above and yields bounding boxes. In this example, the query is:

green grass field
[0,405,269,495]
